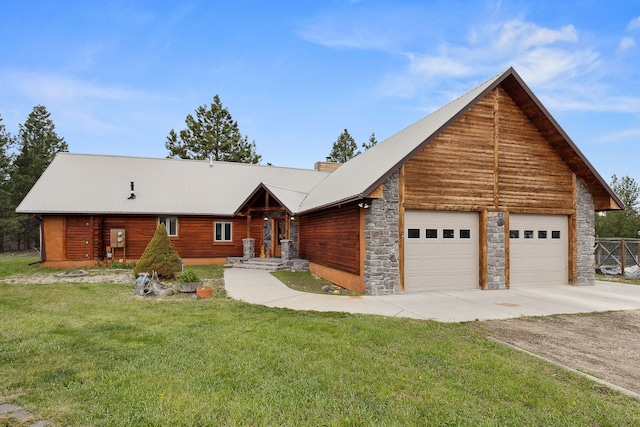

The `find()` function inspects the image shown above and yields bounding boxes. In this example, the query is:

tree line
[0,106,67,252]
[2,94,635,254]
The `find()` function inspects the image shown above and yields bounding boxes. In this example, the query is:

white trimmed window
[159,216,178,237]
[215,222,232,242]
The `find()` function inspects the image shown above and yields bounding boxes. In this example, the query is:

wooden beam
[493,88,500,209]
[366,184,384,199]
[479,209,488,290]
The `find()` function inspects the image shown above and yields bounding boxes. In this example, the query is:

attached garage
[404,211,479,292]
[509,214,568,287]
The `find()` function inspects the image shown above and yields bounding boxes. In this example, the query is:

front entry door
[273,218,287,257]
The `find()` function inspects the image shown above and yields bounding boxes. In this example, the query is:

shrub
[177,269,200,284]
[133,224,182,278]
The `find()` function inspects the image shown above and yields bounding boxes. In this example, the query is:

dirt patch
[476,310,640,395]
[0,269,135,285]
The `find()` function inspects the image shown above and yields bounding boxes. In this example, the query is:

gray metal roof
[16,153,329,215]
[296,69,505,213]
[17,67,621,217]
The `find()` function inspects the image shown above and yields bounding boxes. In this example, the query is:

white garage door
[404,211,479,292]
[509,214,568,287]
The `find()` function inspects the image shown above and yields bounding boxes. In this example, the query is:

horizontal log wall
[404,96,495,210]
[60,215,251,261]
[497,86,573,210]
[299,205,360,275]
[65,216,92,260]
[403,87,574,212]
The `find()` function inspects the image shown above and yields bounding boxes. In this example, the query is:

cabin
[16,68,623,294]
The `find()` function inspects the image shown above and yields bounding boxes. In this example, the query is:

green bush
[177,269,200,283]
[133,224,182,278]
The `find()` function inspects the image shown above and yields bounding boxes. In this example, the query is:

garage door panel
[404,211,479,292]
[509,214,568,287]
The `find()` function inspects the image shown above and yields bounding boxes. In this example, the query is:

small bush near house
[133,224,182,278]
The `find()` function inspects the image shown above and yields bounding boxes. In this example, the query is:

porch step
[227,257,309,272]
[234,258,289,272]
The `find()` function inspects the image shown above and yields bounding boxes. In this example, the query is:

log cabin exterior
[17,68,623,294]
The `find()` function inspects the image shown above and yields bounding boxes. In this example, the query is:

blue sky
[1,0,639,185]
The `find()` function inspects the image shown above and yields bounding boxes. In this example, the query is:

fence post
[621,239,626,277]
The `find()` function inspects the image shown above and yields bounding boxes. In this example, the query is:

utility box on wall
[110,229,126,248]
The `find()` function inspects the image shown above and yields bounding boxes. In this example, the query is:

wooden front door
[273,218,287,257]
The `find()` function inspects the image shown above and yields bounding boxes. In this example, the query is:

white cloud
[627,16,640,31]
[598,128,640,143]
[493,20,578,52]
[617,36,636,52]
[512,47,599,85]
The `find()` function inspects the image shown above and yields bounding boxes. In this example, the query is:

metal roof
[16,67,622,216]
[16,153,329,215]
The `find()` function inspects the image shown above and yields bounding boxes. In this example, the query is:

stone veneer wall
[576,179,596,286]
[363,171,400,295]
[487,211,506,289]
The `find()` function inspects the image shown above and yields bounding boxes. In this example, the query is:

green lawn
[1,261,639,426]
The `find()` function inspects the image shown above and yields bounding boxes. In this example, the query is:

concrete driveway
[224,268,640,322]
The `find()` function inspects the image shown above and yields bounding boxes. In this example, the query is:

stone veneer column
[487,211,506,289]
[576,179,595,286]
[242,238,255,260]
[280,240,293,262]
[363,171,400,295]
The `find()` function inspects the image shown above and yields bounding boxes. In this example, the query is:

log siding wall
[299,205,360,275]
[403,87,574,212]
[58,215,256,261]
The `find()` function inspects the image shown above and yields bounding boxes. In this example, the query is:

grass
[0,254,40,279]
[1,260,639,425]
[271,270,362,295]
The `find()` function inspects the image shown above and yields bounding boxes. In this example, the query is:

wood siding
[60,215,251,261]
[403,87,574,213]
[299,205,360,275]
[65,216,93,260]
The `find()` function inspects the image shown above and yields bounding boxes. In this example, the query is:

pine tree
[328,129,359,163]
[362,132,378,150]
[134,224,183,278]
[10,106,67,250]
[166,95,261,163]
[0,115,15,251]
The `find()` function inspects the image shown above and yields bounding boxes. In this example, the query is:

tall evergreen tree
[0,115,15,251]
[596,174,640,238]
[10,105,68,250]
[166,95,261,164]
[328,129,359,163]
[362,132,378,150]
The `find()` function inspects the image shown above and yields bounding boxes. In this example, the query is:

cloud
[598,128,640,143]
[617,36,636,53]
[627,16,640,31]
[0,70,141,105]
[493,20,578,52]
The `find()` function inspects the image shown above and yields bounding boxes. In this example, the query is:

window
[552,231,561,239]
[407,229,420,239]
[215,222,232,242]
[460,229,471,239]
[524,230,534,239]
[538,230,547,239]
[426,229,438,239]
[510,230,519,239]
[443,229,455,239]
[159,216,178,237]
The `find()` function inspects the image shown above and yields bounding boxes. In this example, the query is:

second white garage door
[509,214,568,287]
[404,211,479,292]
